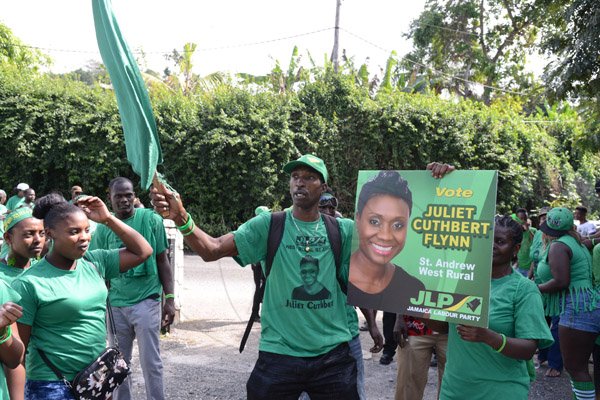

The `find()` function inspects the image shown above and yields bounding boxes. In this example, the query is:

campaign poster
[346,170,497,328]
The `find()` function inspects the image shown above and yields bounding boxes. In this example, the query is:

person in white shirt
[575,206,596,237]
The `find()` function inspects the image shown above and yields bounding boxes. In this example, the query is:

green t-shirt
[516,227,536,271]
[11,249,120,381]
[0,280,21,399]
[440,270,553,400]
[5,196,23,212]
[89,209,168,307]
[0,263,26,285]
[233,210,354,357]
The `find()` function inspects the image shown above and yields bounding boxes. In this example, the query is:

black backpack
[239,211,345,353]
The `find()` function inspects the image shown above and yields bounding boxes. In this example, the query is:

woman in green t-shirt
[537,207,600,400]
[438,215,553,400]
[0,208,45,400]
[12,193,153,400]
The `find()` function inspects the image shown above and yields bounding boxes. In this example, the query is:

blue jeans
[25,380,75,400]
[559,294,600,333]
[348,335,365,400]
[246,342,358,400]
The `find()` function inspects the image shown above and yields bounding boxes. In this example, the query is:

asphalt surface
[125,255,574,399]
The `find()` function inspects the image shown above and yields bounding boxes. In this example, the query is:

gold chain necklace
[290,213,321,252]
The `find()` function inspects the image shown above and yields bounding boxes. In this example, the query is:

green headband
[4,208,34,232]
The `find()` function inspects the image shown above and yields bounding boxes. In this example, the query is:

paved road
[126,255,573,399]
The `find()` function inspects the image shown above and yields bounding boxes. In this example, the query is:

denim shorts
[25,380,75,400]
[559,294,600,333]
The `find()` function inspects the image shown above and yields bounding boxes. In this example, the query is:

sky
[1,0,427,77]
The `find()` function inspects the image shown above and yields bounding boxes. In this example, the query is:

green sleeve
[84,249,121,280]
[10,278,34,326]
[151,212,168,255]
[514,277,554,348]
[232,213,271,266]
[0,280,20,303]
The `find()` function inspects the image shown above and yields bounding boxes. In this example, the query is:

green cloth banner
[92,0,163,189]
[347,170,498,328]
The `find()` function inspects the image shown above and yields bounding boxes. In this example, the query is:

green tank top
[537,234,595,316]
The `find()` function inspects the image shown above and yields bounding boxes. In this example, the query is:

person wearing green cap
[0,207,45,400]
[149,153,455,399]
[528,206,563,378]
[536,207,600,399]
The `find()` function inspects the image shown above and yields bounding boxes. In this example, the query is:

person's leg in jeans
[348,335,366,400]
[132,299,164,400]
[111,305,136,400]
[381,312,397,365]
[546,316,563,377]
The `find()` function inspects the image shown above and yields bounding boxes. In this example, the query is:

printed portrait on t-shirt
[291,255,332,301]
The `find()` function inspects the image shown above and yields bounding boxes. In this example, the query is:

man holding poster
[348,169,498,328]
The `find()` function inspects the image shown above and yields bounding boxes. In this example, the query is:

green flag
[92,0,163,189]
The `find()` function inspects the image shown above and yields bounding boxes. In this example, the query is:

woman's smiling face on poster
[356,194,410,267]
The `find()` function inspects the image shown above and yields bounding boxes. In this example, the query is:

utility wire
[0,27,335,55]
[340,28,531,98]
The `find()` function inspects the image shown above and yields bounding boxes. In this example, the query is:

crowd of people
[0,155,600,399]
[0,181,172,400]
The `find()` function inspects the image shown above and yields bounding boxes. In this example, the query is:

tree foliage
[1,62,593,233]
[405,0,546,104]
[541,0,600,142]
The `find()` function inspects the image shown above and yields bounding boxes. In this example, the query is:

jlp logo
[410,290,455,308]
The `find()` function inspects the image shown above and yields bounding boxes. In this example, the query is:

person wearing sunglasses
[318,191,342,218]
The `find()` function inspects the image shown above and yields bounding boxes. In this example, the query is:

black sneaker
[379,353,394,365]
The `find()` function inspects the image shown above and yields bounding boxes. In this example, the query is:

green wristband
[164,294,175,299]
[0,326,12,345]
[181,220,196,236]
[495,333,507,353]
[177,214,193,232]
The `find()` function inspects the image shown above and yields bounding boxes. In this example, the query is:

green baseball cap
[539,207,574,237]
[283,154,328,183]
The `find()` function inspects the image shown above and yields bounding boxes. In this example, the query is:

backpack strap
[265,211,287,279]
[321,213,346,294]
[239,211,286,353]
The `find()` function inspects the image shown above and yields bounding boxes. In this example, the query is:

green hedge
[0,66,591,234]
